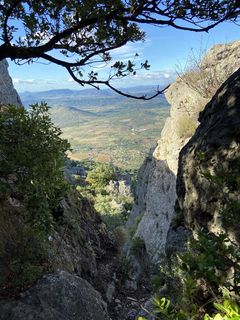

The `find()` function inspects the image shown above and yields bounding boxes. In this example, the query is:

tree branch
[3,0,22,44]
[66,65,170,100]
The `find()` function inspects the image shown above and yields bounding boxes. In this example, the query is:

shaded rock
[125,280,137,291]
[52,191,115,281]
[0,190,115,297]
[0,60,21,106]
[0,271,109,320]
[165,226,192,258]
[177,67,240,241]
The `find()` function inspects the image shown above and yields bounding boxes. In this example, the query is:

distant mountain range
[19,86,170,170]
[19,85,168,108]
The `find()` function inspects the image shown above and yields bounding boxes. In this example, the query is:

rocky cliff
[0,63,116,319]
[0,60,21,106]
[127,40,240,263]
[177,67,240,242]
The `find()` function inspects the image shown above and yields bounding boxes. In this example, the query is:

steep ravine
[0,60,151,320]
[1,41,240,320]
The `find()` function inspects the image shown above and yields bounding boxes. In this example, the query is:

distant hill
[50,106,98,128]
[19,86,170,170]
[20,86,167,108]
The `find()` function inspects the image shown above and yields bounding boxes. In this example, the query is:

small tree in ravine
[86,163,116,193]
[0,1,239,99]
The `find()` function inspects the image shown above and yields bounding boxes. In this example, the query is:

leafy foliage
[75,161,134,230]
[0,103,70,289]
[205,296,240,320]
[0,1,239,98]
[0,103,70,230]
[86,163,116,193]
[138,295,240,320]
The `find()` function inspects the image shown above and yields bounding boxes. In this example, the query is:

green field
[20,87,169,170]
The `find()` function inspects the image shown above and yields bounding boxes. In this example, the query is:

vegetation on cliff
[69,160,135,230]
[0,103,71,291]
[140,167,240,318]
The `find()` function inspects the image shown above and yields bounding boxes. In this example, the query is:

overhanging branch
[67,66,170,100]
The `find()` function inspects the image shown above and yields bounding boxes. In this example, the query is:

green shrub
[0,103,70,228]
[138,294,240,320]
[86,163,116,193]
[76,185,95,202]
[0,103,70,289]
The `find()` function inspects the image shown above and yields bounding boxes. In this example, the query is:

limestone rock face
[0,191,115,296]
[177,68,240,241]
[127,40,240,262]
[52,191,115,282]
[0,271,109,320]
[0,60,21,106]
[127,73,207,263]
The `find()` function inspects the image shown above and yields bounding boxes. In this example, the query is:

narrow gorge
[0,39,240,320]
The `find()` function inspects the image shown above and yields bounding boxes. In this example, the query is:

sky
[7,20,240,93]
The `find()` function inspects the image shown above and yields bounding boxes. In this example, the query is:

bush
[93,193,132,229]
[86,163,116,193]
[0,103,70,225]
[0,103,70,289]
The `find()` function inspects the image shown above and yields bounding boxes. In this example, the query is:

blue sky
[8,21,240,92]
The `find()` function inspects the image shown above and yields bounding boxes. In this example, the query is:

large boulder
[0,271,110,320]
[0,60,21,106]
[177,67,240,240]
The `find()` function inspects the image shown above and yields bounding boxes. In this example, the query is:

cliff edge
[127,40,240,263]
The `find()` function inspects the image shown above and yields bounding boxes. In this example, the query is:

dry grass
[175,115,198,139]
[177,46,236,99]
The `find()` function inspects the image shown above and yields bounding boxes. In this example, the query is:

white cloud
[131,70,177,82]
[13,78,35,84]
[164,73,170,78]
[112,39,150,61]
[13,78,59,86]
